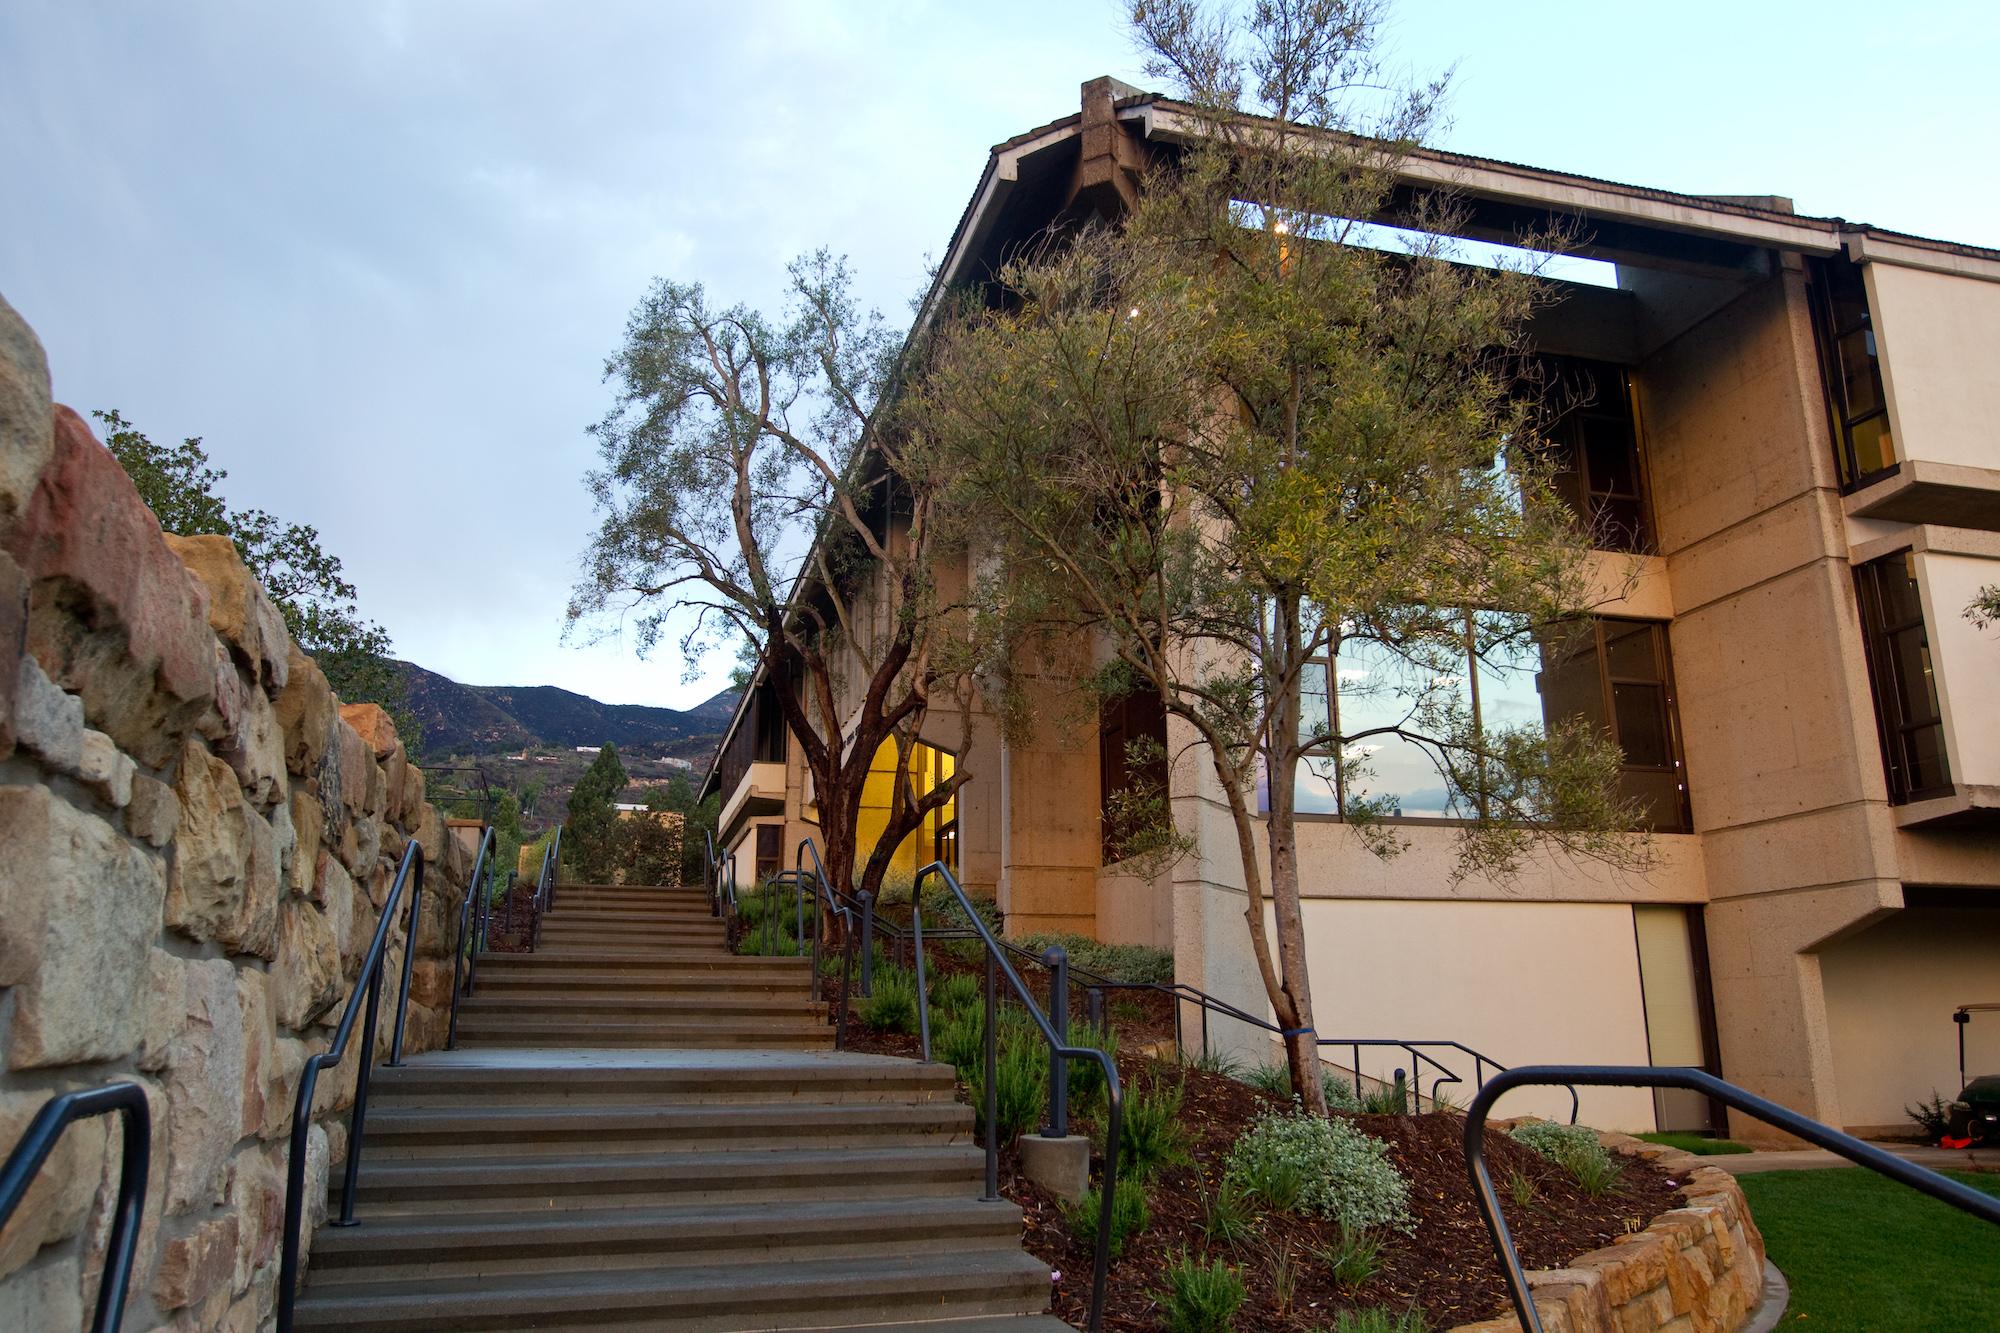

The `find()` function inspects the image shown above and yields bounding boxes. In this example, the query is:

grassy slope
[1636,1131,1750,1155]
[1739,1168,2000,1330]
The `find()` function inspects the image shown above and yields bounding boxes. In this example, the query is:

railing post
[335,965,384,1227]
[982,952,999,1202]
[1088,986,1104,1036]
[388,855,424,1066]
[1043,946,1069,1139]
[858,890,875,998]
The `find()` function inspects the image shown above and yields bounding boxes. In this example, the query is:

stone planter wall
[1454,1132,1767,1333]
[0,294,472,1331]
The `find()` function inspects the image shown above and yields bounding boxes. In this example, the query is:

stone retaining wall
[1454,1132,1767,1333]
[0,294,472,1330]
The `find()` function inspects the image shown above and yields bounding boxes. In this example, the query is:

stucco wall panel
[1867,261,2000,474]
[1820,905,2000,1130]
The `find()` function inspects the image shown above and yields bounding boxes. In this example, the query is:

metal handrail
[527,826,562,951]
[277,839,427,1332]
[1464,1065,2000,1332]
[909,861,1122,1333]
[1077,975,1575,1120]
[0,1082,150,1333]
[445,824,497,1049]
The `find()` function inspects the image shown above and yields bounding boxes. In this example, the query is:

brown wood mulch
[840,1014,1681,1331]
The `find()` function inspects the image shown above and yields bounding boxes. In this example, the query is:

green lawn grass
[1636,1131,1750,1155]
[1738,1167,2000,1330]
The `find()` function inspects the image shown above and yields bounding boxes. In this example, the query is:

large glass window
[1810,256,1897,488]
[856,736,958,876]
[1531,356,1652,553]
[1285,614,1690,831]
[1855,552,1950,803]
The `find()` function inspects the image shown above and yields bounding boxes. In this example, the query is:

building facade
[705,80,2000,1140]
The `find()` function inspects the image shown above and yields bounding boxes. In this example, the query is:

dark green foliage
[1320,1226,1386,1289]
[96,409,409,733]
[1155,1251,1245,1333]
[1330,1308,1431,1333]
[1014,931,1173,985]
[920,882,1002,934]
[931,971,979,1015]
[969,1012,1048,1141]
[1184,1048,1243,1079]
[860,966,919,1034]
[1062,1019,1120,1109]
[564,743,628,882]
[1197,1180,1257,1248]
[1907,1090,1953,1140]
[612,811,685,886]
[936,1004,985,1079]
[1359,1078,1411,1116]
[1117,1076,1190,1180]
[1635,1132,1750,1156]
[1064,1177,1150,1260]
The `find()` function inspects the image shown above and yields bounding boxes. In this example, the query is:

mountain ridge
[395,660,737,760]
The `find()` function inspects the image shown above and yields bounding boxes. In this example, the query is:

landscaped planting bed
[838,969,1685,1331]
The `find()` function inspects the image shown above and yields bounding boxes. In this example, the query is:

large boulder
[0,785,164,1067]
[167,741,280,957]
[166,534,288,695]
[161,959,246,1215]
[0,292,54,533]
[3,408,216,766]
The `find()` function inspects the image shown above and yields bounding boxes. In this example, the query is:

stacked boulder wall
[0,292,472,1331]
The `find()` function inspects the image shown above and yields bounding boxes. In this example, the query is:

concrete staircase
[290,881,1067,1331]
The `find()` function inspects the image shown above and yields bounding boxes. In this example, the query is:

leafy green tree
[1970,585,2000,632]
[915,0,1643,1111]
[568,255,984,907]
[94,409,411,736]
[565,744,629,882]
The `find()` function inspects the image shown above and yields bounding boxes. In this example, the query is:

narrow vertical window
[1810,256,1897,488]
[1533,357,1653,553]
[1537,618,1691,832]
[1855,552,1950,802]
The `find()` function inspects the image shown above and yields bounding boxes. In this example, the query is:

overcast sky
[4,1,1993,709]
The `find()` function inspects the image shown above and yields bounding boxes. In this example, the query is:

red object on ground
[1941,1135,1974,1149]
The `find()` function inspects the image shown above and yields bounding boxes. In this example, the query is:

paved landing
[1711,1142,1999,1175]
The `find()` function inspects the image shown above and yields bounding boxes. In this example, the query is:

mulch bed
[837,1001,1681,1330]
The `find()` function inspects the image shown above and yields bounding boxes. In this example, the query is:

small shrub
[1509,1119,1619,1192]
[859,966,919,1034]
[937,1004,984,1078]
[1015,931,1174,985]
[1908,1090,1954,1141]
[1246,1062,1292,1098]
[1155,1251,1244,1333]
[1323,1071,1363,1113]
[1064,1177,1150,1259]
[1185,1047,1244,1079]
[1224,1109,1412,1232]
[920,882,1002,934]
[1320,1226,1385,1290]
[970,1019,1047,1141]
[1331,1308,1431,1333]
[1117,1077,1190,1180]
[1063,1019,1121,1108]
[1505,1168,1535,1208]
[1268,1236,1301,1316]
[1197,1180,1258,1248]
[1359,1076,1410,1116]
[931,971,979,1014]
[873,869,915,908]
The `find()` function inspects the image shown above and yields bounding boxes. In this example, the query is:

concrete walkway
[1711,1142,2000,1175]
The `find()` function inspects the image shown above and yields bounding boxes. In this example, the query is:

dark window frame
[1854,551,1952,803]
[1530,355,1657,555]
[1807,255,1899,491]
[1099,689,1169,863]
[1283,613,1692,832]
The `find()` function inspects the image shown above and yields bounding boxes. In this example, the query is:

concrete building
[704,80,2000,1141]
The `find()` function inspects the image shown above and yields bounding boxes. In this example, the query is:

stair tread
[309,1196,1019,1254]
[367,1102,963,1131]
[294,1249,1049,1313]
[350,1143,985,1182]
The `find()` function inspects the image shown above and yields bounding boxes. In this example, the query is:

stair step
[457,994,821,1018]
[303,1196,1019,1283]
[362,1101,971,1158]
[336,1144,990,1212]
[292,1249,1051,1331]
[369,1056,959,1108]
[453,1021,831,1050]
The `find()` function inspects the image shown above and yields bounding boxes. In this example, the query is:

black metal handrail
[908,860,1122,1333]
[1464,1065,2000,1332]
[445,824,497,1049]
[527,826,562,951]
[0,1081,150,1333]
[1078,975,1574,1120]
[277,839,427,1332]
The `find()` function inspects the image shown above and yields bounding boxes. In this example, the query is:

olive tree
[913,0,1646,1111]
[570,253,977,906]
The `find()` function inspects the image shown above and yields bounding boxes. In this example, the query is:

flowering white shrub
[1507,1119,1612,1174]
[1224,1108,1412,1232]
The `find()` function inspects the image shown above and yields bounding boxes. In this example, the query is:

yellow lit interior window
[854,737,958,877]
